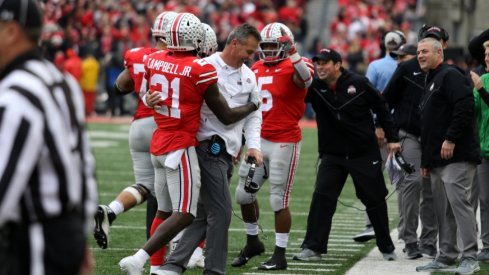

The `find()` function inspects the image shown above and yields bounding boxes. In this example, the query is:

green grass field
[87,122,489,275]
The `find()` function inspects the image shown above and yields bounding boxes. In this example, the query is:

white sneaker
[119,256,144,275]
[454,258,480,275]
[187,247,205,268]
[292,248,322,261]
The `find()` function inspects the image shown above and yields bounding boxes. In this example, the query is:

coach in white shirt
[158,23,263,275]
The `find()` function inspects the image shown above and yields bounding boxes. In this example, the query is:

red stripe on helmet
[265,23,274,39]
[171,13,185,48]
[157,12,167,32]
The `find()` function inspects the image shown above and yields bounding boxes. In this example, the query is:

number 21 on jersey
[150,74,181,119]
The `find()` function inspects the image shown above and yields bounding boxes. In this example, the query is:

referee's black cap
[0,0,43,29]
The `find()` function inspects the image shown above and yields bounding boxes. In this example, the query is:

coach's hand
[375,127,385,148]
[441,140,455,160]
[387,142,401,155]
[245,148,263,166]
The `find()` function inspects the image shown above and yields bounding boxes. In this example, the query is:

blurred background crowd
[38,0,484,118]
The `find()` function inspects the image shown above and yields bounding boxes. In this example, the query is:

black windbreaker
[384,58,425,137]
[306,68,399,157]
[419,63,480,168]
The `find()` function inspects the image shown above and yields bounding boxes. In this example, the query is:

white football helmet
[199,23,218,57]
[166,13,203,52]
[259,22,294,63]
[151,11,178,40]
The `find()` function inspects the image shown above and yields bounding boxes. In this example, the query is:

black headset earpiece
[395,30,407,45]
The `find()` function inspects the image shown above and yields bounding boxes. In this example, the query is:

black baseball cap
[313,48,342,64]
[418,25,449,42]
[392,44,417,56]
[0,0,43,29]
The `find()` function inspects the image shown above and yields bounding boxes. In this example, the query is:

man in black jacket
[415,37,480,274]
[383,43,438,259]
[292,48,401,261]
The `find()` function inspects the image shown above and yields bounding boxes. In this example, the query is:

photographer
[293,48,401,261]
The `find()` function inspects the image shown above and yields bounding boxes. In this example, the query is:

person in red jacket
[64,48,82,82]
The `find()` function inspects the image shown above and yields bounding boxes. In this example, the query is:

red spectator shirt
[124,47,157,120]
[252,58,309,143]
[144,51,217,155]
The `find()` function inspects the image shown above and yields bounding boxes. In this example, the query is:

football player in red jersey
[119,13,260,275]
[93,11,179,274]
[231,22,314,270]
[164,22,220,270]
[93,10,177,249]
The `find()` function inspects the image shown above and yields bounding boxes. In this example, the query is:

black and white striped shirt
[0,50,97,231]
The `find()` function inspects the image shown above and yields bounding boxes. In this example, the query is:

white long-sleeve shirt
[197,53,262,157]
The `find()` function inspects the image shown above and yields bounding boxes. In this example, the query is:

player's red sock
[150,216,166,266]
[198,239,205,249]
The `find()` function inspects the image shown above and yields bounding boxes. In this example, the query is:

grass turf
[87,122,488,275]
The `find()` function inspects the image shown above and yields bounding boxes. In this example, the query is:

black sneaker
[258,256,287,270]
[419,245,437,259]
[403,242,422,259]
[231,241,265,267]
[93,205,116,249]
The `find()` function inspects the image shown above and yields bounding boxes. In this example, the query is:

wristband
[289,52,301,63]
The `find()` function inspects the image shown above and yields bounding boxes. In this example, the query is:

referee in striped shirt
[0,1,98,274]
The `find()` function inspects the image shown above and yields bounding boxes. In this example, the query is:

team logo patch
[347,85,357,95]
[246,78,251,83]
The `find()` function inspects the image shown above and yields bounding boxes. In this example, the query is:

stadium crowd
[5,0,489,274]
[38,0,424,117]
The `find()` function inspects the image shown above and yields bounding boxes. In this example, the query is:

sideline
[346,230,420,275]
[347,210,483,275]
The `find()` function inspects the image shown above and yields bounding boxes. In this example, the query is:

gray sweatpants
[431,162,478,263]
[162,142,234,275]
[396,130,437,247]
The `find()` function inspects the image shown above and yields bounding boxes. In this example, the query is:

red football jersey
[252,58,309,143]
[124,47,157,120]
[144,51,218,155]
